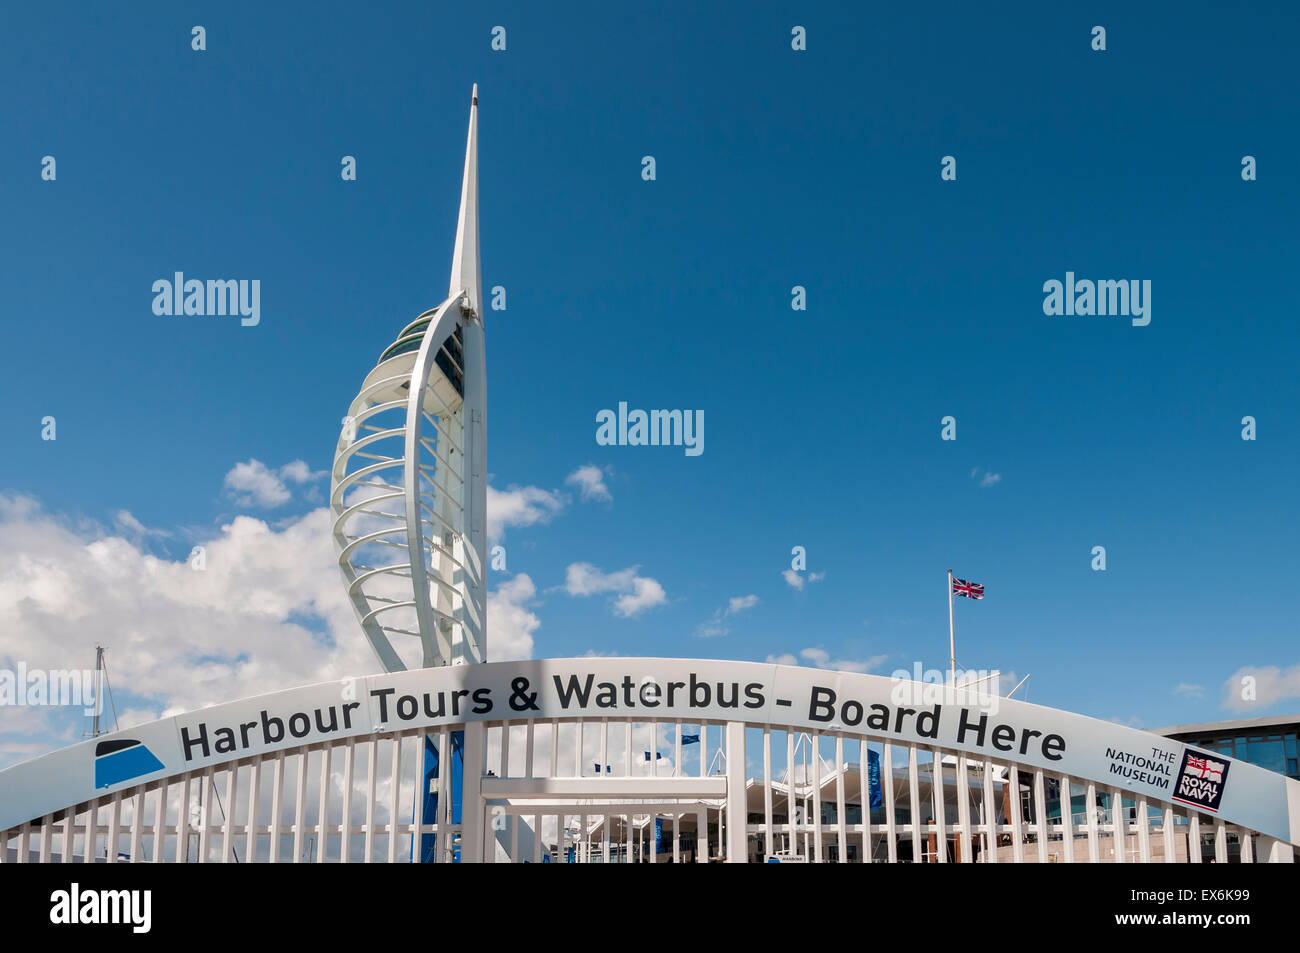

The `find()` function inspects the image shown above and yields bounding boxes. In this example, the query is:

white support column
[726,722,747,863]
[461,721,486,863]
[1258,835,1295,863]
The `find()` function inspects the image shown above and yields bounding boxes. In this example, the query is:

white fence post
[461,721,486,863]
[726,721,747,863]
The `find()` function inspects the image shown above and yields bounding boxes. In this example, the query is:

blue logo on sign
[94,738,165,789]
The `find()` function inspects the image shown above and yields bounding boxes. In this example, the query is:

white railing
[3,659,1297,864]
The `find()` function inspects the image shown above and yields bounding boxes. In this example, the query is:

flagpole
[947,568,956,686]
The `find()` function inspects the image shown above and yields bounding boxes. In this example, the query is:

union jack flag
[1187,756,1224,783]
[952,577,985,599]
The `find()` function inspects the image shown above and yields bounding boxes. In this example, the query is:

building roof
[1155,714,1300,737]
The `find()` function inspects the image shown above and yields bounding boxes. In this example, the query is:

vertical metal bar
[786,730,796,856]
[107,794,121,863]
[317,746,331,863]
[223,765,238,863]
[129,794,143,863]
[436,727,450,863]
[269,754,285,863]
[532,814,542,864]
[63,811,75,866]
[177,777,190,863]
[573,719,582,778]
[600,719,608,781]
[1136,795,1152,863]
[16,823,30,864]
[387,735,402,863]
[340,740,355,863]
[883,744,897,862]
[1007,768,1025,864]
[152,788,165,864]
[292,753,307,863]
[859,742,871,863]
[550,719,559,779]
[246,759,261,863]
[84,799,100,863]
[364,740,377,863]
[1057,774,1073,863]
[834,735,846,863]
[1170,800,1180,863]
[39,815,53,863]
[1110,787,1127,863]
[525,721,535,779]
[931,750,947,863]
[726,721,747,863]
[699,723,708,778]
[762,729,773,860]
[602,810,610,865]
[811,734,823,862]
[982,760,998,864]
[907,745,921,862]
[198,768,214,863]
[1032,769,1048,863]
[696,809,707,863]
[460,721,486,863]
[500,721,510,778]
[955,756,972,863]
[1085,781,1099,863]
[412,733,426,865]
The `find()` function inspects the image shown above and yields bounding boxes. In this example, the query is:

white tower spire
[449,83,481,317]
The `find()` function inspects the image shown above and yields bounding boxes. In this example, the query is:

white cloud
[1220,664,1300,713]
[0,494,381,764]
[112,510,169,538]
[486,484,566,542]
[1174,682,1205,700]
[696,594,759,638]
[782,569,824,590]
[970,467,1001,488]
[279,460,325,484]
[766,647,888,674]
[727,594,758,614]
[487,574,540,661]
[565,465,612,503]
[223,459,324,508]
[562,563,666,617]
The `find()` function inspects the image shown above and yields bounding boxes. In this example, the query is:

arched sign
[2,658,1297,845]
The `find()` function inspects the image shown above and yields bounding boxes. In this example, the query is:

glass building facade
[1161,717,1300,781]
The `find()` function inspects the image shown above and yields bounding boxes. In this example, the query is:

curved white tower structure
[330,86,487,672]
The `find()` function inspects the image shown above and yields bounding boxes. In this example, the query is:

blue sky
[1,1,1298,760]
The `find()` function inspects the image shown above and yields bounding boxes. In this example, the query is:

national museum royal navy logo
[93,738,165,789]
[1171,748,1230,814]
